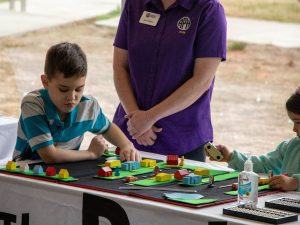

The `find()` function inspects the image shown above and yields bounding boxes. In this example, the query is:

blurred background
[0,0,299,163]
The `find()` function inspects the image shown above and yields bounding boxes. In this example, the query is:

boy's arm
[38,135,106,164]
[102,123,140,161]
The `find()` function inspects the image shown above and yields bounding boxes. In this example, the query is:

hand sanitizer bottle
[237,153,259,208]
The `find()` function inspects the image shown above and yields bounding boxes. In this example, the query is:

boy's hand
[119,144,141,162]
[269,175,298,191]
[87,135,107,159]
[206,144,232,163]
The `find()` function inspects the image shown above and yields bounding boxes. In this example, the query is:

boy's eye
[75,88,83,92]
[59,88,68,93]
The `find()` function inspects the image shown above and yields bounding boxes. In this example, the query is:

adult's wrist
[147,108,159,124]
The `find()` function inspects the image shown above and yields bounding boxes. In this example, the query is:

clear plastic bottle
[237,153,259,208]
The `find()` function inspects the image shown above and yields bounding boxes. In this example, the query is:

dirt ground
[0,19,299,163]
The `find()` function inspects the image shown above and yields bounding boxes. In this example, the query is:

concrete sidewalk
[0,0,121,37]
[96,16,300,48]
[1,0,300,48]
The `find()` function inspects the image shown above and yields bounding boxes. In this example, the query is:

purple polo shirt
[113,0,227,155]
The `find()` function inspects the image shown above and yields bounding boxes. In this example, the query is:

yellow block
[6,161,16,170]
[259,177,269,185]
[59,169,70,179]
[194,168,209,176]
[105,160,121,168]
[155,173,172,182]
[140,159,156,167]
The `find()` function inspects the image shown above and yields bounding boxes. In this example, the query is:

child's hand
[87,135,107,159]
[206,144,232,163]
[269,175,298,191]
[119,144,141,162]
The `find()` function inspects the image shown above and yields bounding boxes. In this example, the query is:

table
[0,152,299,225]
[0,116,18,166]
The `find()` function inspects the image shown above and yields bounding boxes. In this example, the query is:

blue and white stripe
[15,89,111,156]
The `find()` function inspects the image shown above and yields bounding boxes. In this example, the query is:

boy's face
[41,73,86,119]
[287,111,300,138]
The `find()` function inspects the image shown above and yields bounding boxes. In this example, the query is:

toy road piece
[204,142,223,161]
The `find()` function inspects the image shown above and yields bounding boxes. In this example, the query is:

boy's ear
[41,74,49,88]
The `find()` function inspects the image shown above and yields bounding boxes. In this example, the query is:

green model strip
[0,168,78,182]
[224,184,270,196]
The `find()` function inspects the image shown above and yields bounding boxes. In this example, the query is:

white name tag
[139,11,160,26]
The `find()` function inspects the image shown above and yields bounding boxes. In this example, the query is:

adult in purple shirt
[113,0,227,161]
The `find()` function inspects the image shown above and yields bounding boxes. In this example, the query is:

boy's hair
[44,42,87,80]
[286,89,300,114]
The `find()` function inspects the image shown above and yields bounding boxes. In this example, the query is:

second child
[209,88,300,191]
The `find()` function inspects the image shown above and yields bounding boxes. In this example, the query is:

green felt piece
[99,161,165,168]
[0,168,78,182]
[202,171,240,183]
[159,163,228,177]
[103,151,117,157]
[131,177,176,186]
[131,167,236,186]
[95,162,234,183]
[224,184,270,196]
[178,171,238,187]
[95,163,164,180]
[166,197,218,205]
[96,161,167,180]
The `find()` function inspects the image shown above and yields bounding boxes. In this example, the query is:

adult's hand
[134,126,162,146]
[126,110,156,137]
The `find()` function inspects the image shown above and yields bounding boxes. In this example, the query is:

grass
[228,42,247,51]
[220,0,300,23]
[97,1,300,23]
[96,6,121,21]
[0,0,8,3]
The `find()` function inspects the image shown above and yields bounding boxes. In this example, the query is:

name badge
[139,11,160,26]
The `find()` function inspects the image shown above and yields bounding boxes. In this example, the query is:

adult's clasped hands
[125,110,162,146]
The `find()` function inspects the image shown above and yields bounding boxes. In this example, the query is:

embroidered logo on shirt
[177,17,191,34]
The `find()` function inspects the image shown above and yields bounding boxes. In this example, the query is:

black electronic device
[223,205,298,224]
[265,197,300,213]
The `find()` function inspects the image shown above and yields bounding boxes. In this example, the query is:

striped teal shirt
[15,89,110,159]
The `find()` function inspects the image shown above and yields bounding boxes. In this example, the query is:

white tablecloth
[0,172,299,225]
[0,116,18,166]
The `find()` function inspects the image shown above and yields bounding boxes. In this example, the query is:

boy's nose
[67,91,76,101]
[67,93,76,102]
[293,124,299,134]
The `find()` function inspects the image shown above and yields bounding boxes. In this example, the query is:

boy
[15,42,140,163]
[208,88,300,191]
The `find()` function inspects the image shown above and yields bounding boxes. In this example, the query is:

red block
[115,147,121,155]
[98,167,112,177]
[174,169,189,180]
[46,167,56,176]
[166,155,178,165]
